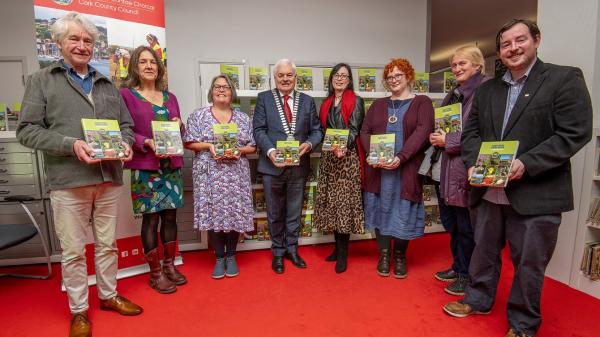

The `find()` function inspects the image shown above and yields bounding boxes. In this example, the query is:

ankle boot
[325,232,339,262]
[145,248,176,294]
[377,249,391,277]
[393,249,407,279]
[162,241,187,285]
[335,234,350,273]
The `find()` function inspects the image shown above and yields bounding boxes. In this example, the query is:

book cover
[303,185,315,210]
[434,103,462,133]
[358,68,376,92]
[81,118,125,160]
[413,72,430,93]
[213,123,239,159]
[220,64,240,89]
[248,98,257,119]
[364,98,375,112]
[0,103,6,131]
[469,141,520,188]
[275,140,300,166]
[296,67,313,91]
[253,189,266,212]
[367,134,395,165]
[443,71,456,93]
[151,121,183,156]
[322,128,350,151]
[256,218,269,241]
[301,214,313,237]
[323,68,332,92]
[248,66,268,90]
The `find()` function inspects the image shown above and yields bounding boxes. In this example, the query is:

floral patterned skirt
[131,159,184,214]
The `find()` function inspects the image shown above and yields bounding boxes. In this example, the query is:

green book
[469,141,520,188]
[276,140,300,166]
[367,134,395,165]
[81,118,125,160]
[322,128,350,151]
[220,64,240,89]
[0,103,6,131]
[323,68,332,92]
[358,68,376,92]
[412,72,430,93]
[443,71,456,93]
[151,121,184,156]
[248,66,268,90]
[296,68,313,91]
[213,123,239,158]
[434,103,462,133]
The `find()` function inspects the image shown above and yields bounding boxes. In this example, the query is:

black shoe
[285,253,307,268]
[444,274,469,296]
[272,256,284,274]
[435,268,458,282]
[335,234,349,274]
[377,249,390,277]
[393,250,407,279]
[325,245,338,262]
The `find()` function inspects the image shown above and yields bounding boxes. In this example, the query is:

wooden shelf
[587,222,600,230]
[253,209,314,219]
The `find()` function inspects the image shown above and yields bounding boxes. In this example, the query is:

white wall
[537,0,600,284]
[165,0,429,117]
[0,0,39,77]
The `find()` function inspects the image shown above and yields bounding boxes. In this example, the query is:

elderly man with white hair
[252,59,323,274]
[17,11,142,337]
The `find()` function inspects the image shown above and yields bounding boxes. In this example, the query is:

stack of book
[581,241,600,280]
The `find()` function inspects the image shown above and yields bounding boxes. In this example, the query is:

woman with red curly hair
[359,58,434,278]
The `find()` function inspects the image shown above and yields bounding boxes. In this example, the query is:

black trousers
[262,171,306,257]
[464,200,561,336]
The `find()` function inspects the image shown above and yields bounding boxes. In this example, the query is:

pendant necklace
[388,98,410,124]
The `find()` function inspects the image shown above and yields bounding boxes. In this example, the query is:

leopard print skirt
[313,148,365,234]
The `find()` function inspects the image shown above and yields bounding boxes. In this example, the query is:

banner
[33,0,170,276]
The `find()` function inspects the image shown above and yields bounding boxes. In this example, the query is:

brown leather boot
[162,241,187,285]
[145,248,176,294]
[69,311,91,337]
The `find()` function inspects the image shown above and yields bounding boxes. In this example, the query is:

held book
[358,68,376,92]
[434,103,462,133]
[151,121,183,156]
[412,72,430,93]
[322,128,350,151]
[469,141,519,188]
[213,123,239,159]
[81,118,125,160]
[275,140,300,166]
[367,134,396,165]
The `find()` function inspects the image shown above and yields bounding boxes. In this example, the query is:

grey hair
[51,11,99,44]
[207,74,238,104]
[273,59,297,77]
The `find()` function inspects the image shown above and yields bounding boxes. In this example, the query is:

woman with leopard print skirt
[313,63,366,273]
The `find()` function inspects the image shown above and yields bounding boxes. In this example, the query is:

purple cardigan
[120,88,184,170]
[359,95,434,202]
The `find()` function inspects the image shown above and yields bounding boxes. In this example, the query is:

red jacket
[360,95,434,202]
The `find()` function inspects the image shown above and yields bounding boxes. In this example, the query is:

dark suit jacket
[461,59,593,215]
[252,90,323,177]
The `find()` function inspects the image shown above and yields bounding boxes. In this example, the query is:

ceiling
[430,0,537,72]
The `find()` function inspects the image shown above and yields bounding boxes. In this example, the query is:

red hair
[383,58,415,83]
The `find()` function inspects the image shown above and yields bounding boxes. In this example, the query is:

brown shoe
[69,311,91,337]
[506,328,531,337]
[100,295,143,316]
[163,241,187,285]
[443,301,491,318]
[145,248,176,294]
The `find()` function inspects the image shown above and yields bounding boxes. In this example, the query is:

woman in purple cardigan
[360,58,434,278]
[120,46,186,294]
[429,45,490,296]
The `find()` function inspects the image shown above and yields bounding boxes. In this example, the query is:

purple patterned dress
[183,107,255,232]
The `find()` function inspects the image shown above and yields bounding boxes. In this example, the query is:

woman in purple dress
[184,75,256,279]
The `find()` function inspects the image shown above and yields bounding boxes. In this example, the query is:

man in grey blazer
[253,59,323,274]
[443,19,592,337]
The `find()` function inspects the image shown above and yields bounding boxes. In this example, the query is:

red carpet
[0,233,598,337]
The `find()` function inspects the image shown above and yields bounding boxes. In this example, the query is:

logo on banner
[53,0,73,5]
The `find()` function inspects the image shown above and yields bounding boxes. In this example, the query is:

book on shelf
[424,205,440,227]
[443,71,456,93]
[275,140,300,166]
[81,118,125,160]
[308,159,320,182]
[581,242,600,280]
[367,134,395,165]
[220,64,240,89]
[422,184,436,201]
[469,141,519,188]
[301,214,313,237]
[296,67,313,91]
[256,218,269,241]
[358,68,376,92]
[587,198,600,226]
[213,123,239,159]
[253,189,266,212]
[434,103,462,133]
[412,72,430,93]
[151,121,184,156]
[323,68,332,92]
[248,98,257,119]
[303,185,315,210]
[364,98,375,112]
[0,103,7,131]
[248,66,268,90]
[322,128,349,151]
